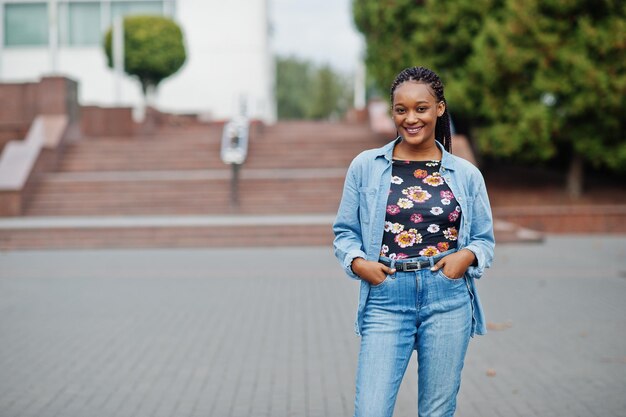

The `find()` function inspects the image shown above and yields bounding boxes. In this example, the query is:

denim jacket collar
[374,137,457,171]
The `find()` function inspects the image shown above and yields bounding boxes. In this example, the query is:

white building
[0,0,276,123]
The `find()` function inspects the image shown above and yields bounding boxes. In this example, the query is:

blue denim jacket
[333,138,495,337]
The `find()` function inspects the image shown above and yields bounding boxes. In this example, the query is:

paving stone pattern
[0,235,625,417]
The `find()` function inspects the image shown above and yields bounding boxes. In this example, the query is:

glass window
[4,3,49,47]
[111,1,163,22]
[64,2,102,46]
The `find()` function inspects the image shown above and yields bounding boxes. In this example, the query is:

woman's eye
[417,107,427,112]
[395,108,405,114]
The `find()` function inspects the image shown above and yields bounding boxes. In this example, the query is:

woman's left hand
[430,249,476,279]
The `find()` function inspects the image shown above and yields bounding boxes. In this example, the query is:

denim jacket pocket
[358,187,377,225]
[456,195,474,224]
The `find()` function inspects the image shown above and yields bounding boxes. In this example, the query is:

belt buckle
[403,261,421,271]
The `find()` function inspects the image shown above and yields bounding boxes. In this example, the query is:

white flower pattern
[427,224,440,233]
[397,198,414,209]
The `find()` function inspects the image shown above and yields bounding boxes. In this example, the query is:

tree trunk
[566,152,583,199]
[145,84,157,108]
[139,84,158,135]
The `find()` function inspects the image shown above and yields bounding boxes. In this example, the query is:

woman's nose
[406,111,418,123]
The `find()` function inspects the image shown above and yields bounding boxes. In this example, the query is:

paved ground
[0,235,625,417]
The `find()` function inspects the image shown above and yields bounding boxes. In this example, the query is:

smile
[404,126,423,135]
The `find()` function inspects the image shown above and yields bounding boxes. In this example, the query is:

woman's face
[392,81,445,149]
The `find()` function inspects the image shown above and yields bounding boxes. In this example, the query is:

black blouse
[380,159,462,259]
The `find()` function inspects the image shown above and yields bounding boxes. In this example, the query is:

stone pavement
[0,235,624,417]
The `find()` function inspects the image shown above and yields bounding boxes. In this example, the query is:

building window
[4,3,49,47]
[62,2,102,46]
[3,1,170,48]
[110,1,163,23]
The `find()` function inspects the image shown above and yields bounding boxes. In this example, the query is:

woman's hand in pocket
[430,249,476,279]
[351,258,395,286]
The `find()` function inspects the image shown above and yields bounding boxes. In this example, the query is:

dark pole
[231,163,241,208]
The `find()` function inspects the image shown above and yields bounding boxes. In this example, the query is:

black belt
[379,258,432,272]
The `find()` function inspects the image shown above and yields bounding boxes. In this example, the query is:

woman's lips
[404,126,423,135]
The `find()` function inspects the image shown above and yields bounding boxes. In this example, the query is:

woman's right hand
[351,258,396,286]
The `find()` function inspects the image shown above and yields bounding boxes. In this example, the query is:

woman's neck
[393,138,442,161]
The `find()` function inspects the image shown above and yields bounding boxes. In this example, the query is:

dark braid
[390,67,452,153]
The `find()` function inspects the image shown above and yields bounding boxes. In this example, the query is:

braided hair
[390,67,452,153]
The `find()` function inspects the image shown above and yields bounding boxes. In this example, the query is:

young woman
[333,66,495,417]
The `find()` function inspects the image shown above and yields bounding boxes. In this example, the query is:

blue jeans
[354,258,472,417]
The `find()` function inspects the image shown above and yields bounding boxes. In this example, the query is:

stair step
[24,171,346,216]
[57,121,383,172]
[0,215,540,250]
[42,168,347,182]
[0,215,335,249]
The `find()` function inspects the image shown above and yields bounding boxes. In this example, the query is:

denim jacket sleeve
[463,170,495,280]
[333,159,367,280]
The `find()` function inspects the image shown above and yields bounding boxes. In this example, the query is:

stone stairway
[56,126,225,172]
[1,121,387,249]
[22,122,380,217]
[23,171,346,216]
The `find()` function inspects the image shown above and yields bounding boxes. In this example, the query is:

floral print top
[380,159,462,259]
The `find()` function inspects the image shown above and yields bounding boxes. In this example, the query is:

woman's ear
[437,101,446,117]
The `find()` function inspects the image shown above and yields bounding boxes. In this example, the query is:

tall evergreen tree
[353,0,498,114]
[353,0,626,196]
[467,0,626,196]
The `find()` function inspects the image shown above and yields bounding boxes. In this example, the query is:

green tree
[466,0,626,196]
[353,0,497,109]
[276,56,352,120]
[353,0,626,196]
[276,57,313,119]
[104,15,186,98]
[308,65,351,120]
[352,0,416,98]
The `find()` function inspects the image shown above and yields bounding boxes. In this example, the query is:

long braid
[390,67,452,153]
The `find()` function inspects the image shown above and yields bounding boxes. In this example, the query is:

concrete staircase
[1,121,388,249]
[22,122,380,216]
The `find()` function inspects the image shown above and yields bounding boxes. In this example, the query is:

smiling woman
[333,66,495,417]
